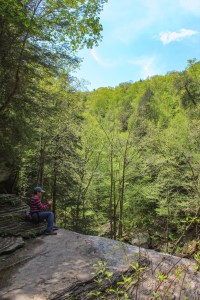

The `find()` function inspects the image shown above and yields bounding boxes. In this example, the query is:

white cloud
[129,56,158,79]
[159,29,198,45]
[90,49,113,67]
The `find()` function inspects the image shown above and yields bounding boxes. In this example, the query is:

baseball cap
[34,186,45,193]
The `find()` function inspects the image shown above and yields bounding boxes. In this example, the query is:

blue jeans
[32,211,55,232]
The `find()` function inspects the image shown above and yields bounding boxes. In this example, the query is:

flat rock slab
[0,229,199,300]
[0,237,25,255]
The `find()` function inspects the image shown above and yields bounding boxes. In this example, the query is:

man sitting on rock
[30,187,58,235]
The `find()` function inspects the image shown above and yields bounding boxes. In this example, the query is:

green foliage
[90,255,147,300]
[79,61,200,249]
[0,0,107,193]
[0,0,200,251]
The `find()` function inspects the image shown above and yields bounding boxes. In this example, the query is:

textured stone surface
[0,236,24,255]
[0,229,199,300]
[0,194,46,238]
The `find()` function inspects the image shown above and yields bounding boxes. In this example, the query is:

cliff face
[0,229,199,300]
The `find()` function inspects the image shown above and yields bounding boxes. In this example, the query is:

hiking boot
[53,226,59,231]
[45,230,57,235]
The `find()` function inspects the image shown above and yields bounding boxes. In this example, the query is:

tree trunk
[37,137,46,187]
[118,159,126,238]
[109,146,113,238]
[113,177,117,240]
[52,158,57,222]
[118,130,131,238]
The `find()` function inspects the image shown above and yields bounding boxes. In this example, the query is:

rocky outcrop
[0,236,24,255]
[0,194,46,239]
[0,229,199,300]
[0,194,199,299]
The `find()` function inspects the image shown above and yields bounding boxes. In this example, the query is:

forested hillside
[0,1,199,256]
[78,61,200,255]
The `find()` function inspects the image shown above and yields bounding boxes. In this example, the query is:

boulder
[0,229,199,300]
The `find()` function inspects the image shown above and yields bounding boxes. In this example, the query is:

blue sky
[73,0,200,91]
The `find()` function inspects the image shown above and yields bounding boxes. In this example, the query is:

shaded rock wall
[0,194,46,238]
[0,193,46,273]
[0,194,47,290]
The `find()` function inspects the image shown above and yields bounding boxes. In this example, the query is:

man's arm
[35,198,49,210]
